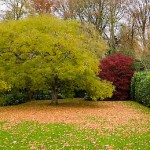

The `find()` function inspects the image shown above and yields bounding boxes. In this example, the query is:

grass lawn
[0,99,150,150]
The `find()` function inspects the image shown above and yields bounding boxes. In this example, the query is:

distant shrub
[0,96,7,106]
[74,90,86,98]
[99,53,134,100]
[131,72,150,107]
[132,60,145,71]
[84,93,92,101]
[33,90,51,100]
[33,90,63,100]
[0,92,27,106]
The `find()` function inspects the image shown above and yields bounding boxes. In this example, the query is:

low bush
[0,96,7,106]
[132,60,145,71]
[33,90,63,100]
[74,90,86,98]
[131,72,150,107]
[0,92,27,106]
[33,90,51,100]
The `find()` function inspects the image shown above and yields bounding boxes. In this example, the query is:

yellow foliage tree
[0,15,114,104]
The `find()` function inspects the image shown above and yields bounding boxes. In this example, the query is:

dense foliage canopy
[0,15,114,104]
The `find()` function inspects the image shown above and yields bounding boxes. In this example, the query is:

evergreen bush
[131,72,150,107]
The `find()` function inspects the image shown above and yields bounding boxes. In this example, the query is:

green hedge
[131,72,150,107]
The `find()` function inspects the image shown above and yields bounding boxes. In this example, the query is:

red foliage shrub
[99,53,134,100]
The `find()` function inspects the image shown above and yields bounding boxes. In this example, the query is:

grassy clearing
[0,99,150,150]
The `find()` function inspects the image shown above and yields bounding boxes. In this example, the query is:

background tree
[57,0,128,53]
[58,0,109,35]
[0,15,114,105]
[136,34,150,70]
[107,0,127,52]
[125,0,150,70]
[117,24,139,57]
[30,0,60,15]
[0,0,30,20]
[0,0,60,20]
[127,0,150,48]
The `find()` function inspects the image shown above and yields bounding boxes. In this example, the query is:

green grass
[0,122,150,150]
[124,101,150,114]
[0,100,150,150]
[0,121,150,149]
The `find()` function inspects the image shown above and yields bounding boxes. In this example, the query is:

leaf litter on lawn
[0,99,150,149]
[0,99,149,130]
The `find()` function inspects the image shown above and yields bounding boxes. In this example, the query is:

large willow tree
[0,15,114,105]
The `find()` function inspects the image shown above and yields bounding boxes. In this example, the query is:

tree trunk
[27,90,33,101]
[110,15,116,50]
[109,3,116,52]
[50,77,58,105]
